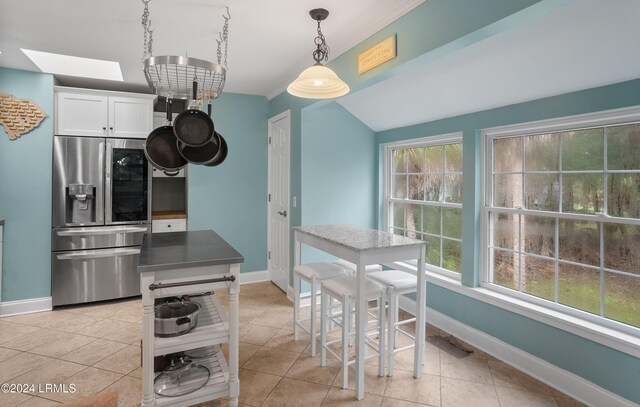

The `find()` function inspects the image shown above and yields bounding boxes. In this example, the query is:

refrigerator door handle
[104,140,113,224]
[97,141,105,224]
[55,226,148,236]
[55,248,140,261]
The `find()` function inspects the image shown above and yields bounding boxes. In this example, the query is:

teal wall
[188,92,269,273]
[300,103,376,263]
[377,79,640,403]
[0,68,54,302]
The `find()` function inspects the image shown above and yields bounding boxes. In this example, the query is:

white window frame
[384,132,463,280]
[481,106,640,338]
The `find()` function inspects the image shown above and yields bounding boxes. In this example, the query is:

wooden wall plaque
[358,34,397,75]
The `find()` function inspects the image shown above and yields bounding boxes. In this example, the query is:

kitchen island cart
[138,230,243,407]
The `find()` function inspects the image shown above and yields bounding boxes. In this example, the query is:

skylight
[21,49,123,81]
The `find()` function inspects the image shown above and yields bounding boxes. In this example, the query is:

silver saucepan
[154,300,201,337]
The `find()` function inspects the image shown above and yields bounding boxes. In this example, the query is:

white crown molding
[265,0,425,100]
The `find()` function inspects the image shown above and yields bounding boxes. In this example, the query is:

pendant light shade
[287,64,349,99]
[287,8,349,99]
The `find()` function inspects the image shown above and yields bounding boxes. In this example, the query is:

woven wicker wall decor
[0,93,48,140]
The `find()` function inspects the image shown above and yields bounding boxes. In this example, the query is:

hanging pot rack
[141,0,230,100]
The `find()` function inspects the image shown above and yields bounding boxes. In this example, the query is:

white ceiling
[0,0,422,97]
[338,0,640,132]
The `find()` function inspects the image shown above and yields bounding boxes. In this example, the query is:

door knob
[278,210,287,217]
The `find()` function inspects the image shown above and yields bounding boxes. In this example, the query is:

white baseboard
[239,270,270,285]
[398,296,636,407]
[0,297,52,317]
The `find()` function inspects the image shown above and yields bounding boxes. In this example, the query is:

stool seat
[294,262,347,280]
[333,259,382,273]
[322,275,383,298]
[367,270,417,291]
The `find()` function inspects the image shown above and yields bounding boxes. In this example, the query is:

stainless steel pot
[154,300,201,337]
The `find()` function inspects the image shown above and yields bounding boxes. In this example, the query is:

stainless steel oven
[52,136,151,306]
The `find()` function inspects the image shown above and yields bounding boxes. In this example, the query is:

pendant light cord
[313,20,329,64]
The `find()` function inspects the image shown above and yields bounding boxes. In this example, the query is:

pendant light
[287,8,350,99]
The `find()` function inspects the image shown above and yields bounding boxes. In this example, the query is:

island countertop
[138,230,244,273]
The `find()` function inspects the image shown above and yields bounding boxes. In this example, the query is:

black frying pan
[144,99,188,176]
[178,102,226,166]
[173,81,215,147]
[205,132,228,167]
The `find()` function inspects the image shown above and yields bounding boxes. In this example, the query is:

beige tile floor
[0,281,586,407]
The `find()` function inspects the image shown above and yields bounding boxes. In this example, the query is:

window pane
[425,173,443,201]
[607,173,640,219]
[493,249,518,290]
[524,174,560,211]
[425,145,443,173]
[561,129,604,171]
[604,272,640,328]
[442,208,462,239]
[424,235,441,267]
[494,137,521,173]
[561,173,604,214]
[559,219,600,267]
[522,215,555,257]
[393,149,407,173]
[405,204,421,238]
[393,228,406,236]
[443,239,462,273]
[522,256,555,301]
[607,123,640,171]
[393,203,405,229]
[408,174,424,200]
[445,143,462,172]
[494,174,523,208]
[421,205,440,235]
[393,175,407,199]
[604,223,640,275]
[558,262,600,315]
[525,134,558,171]
[407,147,424,173]
[444,174,463,203]
[493,212,519,251]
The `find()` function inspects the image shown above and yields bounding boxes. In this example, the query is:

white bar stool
[320,275,386,389]
[366,270,418,376]
[293,262,348,356]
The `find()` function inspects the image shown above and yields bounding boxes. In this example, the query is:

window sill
[386,261,640,358]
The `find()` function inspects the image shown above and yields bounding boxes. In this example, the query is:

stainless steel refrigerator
[52,136,151,306]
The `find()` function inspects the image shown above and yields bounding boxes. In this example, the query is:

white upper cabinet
[56,93,108,137]
[108,96,154,138]
[55,87,156,138]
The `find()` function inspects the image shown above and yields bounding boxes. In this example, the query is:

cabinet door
[108,97,153,139]
[56,93,108,136]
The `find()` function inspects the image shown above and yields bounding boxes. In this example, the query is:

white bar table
[293,225,426,400]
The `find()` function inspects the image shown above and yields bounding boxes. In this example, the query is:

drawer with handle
[152,219,187,233]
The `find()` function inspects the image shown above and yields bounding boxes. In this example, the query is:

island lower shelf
[155,351,230,407]
[155,294,229,356]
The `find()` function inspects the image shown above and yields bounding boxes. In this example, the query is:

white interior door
[268,111,290,293]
